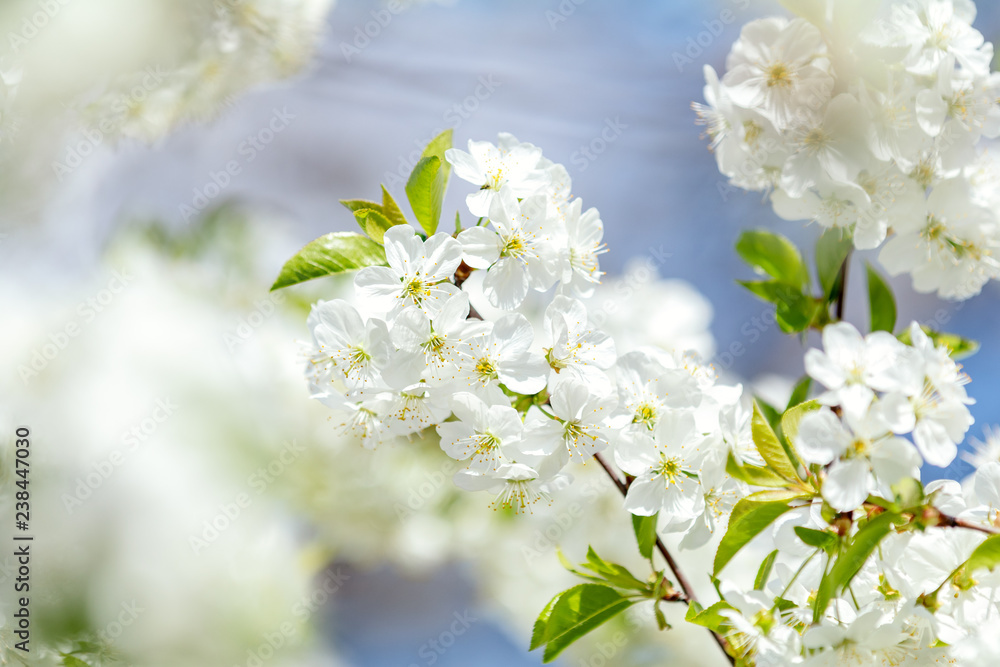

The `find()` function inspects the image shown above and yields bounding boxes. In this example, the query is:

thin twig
[946,515,1000,536]
[592,452,737,665]
[452,261,483,320]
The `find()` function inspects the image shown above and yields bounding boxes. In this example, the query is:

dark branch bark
[592,452,736,665]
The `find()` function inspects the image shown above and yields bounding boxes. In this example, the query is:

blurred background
[3,0,1000,665]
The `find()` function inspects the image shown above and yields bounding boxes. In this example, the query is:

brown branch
[834,250,851,321]
[592,452,736,665]
[452,261,483,320]
[944,515,1000,536]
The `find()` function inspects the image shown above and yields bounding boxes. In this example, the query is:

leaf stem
[592,452,737,665]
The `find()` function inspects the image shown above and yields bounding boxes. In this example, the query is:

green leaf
[684,600,736,633]
[454,210,463,234]
[381,185,408,227]
[421,128,454,184]
[715,492,801,574]
[406,156,445,237]
[964,534,1000,575]
[898,326,979,360]
[729,489,809,528]
[813,512,905,622]
[61,658,89,667]
[270,232,388,291]
[786,376,813,411]
[654,603,670,630]
[780,399,821,455]
[582,546,650,592]
[340,198,381,214]
[773,596,797,612]
[632,514,659,561]
[403,129,452,237]
[866,263,897,333]
[815,227,853,299]
[794,526,837,553]
[537,584,639,662]
[756,398,783,433]
[352,208,394,244]
[739,280,817,333]
[752,402,801,482]
[341,189,408,238]
[726,453,789,488]
[531,591,562,651]
[754,550,779,590]
[736,229,810,289]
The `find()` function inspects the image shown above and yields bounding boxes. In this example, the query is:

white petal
[623,476,665,516]
[457,226,501,268]
[823,459,871,512]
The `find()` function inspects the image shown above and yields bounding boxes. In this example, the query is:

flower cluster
[799,321,974,510]
[712,321,997,667]
[305,133,753,551]
[288,125,1000,665]
[77,0,333,143]
[696,0,1000,299]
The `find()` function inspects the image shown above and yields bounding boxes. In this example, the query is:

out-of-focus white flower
[879,177,1000,300]
[962,425,1000,468]
[723,17,834,130]
[699,0,1000,300]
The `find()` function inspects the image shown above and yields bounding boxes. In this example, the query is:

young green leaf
[537,584,640,662]
[813,511,905,622]
[752,402,800,482]
[715,492,802,574]
[726,453,789,489]
[963,534,1000,575]
[270,232,388,291]
[794,526,837,553]
[736,229,810,289]
[421,128,453,184]
[380,185,408,227]
[866,263,897,333]
[531,591,563,651]
[340,198,381,214]
[684,600,736,632]
[786,375,812,410]
[353,208,394,244]
[779,399,820,455]
[754,550,779,590]
[632,513,659,561]
[738,280,818,333]
[406,156,445,237]
[815,228,853,299]
[654,603,671,631]
[582,546,651,592]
